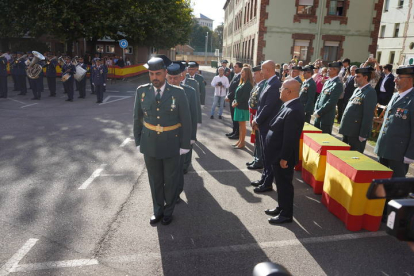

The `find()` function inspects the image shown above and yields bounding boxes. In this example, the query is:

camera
[218,81,222,86]
[367,177,414,242]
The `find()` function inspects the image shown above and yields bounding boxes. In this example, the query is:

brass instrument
[57,56,65,67]
[16,54,27,62]
[26,51,45,79]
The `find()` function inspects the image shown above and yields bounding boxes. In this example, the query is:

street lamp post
[205,32,208,65]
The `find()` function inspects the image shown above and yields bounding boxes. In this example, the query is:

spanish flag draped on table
[302,133,350,194]
[322,150,393,231]
[294,123,322,171]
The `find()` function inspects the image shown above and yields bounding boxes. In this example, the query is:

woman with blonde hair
[232,66,253,149]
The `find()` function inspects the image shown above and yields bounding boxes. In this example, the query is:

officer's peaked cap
[188,61,199,68]
[328,62,343,68]
[167,62,185,75]
[355,66,374,74]
[396,66,414,75]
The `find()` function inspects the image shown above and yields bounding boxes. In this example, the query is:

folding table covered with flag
[302,133,350,194]
[322,150,393,231]
[294,123,322,171]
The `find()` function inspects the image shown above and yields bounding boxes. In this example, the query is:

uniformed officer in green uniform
[339,67,377,153]
[134,55,191,225]
[187,61,206,106]
[314,62,344,134]
[299,65,317,123]
[375,66,414,177]
[166,62,198,202]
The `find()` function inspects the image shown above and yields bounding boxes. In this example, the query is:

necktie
[156,89,161,102]
[390,95,399,107]
[263,80,268,90]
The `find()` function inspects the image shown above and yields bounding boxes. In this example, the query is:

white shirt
[358,83,371,91]
[211,75,230,97]
[329,75,339,82]
[154,82,166,97]
[380,73,391,92]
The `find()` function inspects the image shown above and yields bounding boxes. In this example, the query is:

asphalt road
[0,72,413,276]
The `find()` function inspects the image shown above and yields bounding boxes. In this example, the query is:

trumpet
[57,56,65,66]
[72,56,78,66]
[16,54,27,63]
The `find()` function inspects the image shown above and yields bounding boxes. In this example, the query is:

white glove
[103,83,106,86]
[197,123,201,128]
[313,112,320,118]
[180,148,190,155]
[92,83,95,86]
[190,140,195,145]
[136,146,140,151]
[358,136,366,142]
[404,156,414,164]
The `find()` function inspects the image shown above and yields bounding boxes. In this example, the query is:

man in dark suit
[251,60,283,193]
[375,64,395,105]
[264,79,305,224]
[225,62,242,139]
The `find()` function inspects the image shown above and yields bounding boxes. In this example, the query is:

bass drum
[74,66,87,82]
[62,73,71,82]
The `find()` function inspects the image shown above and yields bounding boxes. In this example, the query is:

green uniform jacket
[294,75,303,85]
[235,81,253,110]
[187,73,206,105]
[375,89,414,161]
[180,83,198,140]
[339,84,377,138]
[133,82,191,159]
[184,77,202,124]
[314,77,344,126]
[299,78,317,113]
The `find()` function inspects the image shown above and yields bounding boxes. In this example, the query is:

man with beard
[134,55,191,225]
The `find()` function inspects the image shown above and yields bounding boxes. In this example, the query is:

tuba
[26,51,45,79]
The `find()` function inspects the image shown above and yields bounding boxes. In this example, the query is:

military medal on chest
[171,96,176,111]
[141,92,145,102]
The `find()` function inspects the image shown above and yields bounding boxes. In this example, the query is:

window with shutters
[324,0,349,24]
[294,0,319,23]
[291,34,315,63]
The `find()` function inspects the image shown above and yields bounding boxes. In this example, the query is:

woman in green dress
[232,66,253,149]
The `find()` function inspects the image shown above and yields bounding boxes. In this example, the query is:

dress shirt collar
[397,87,413,98]
[329,75,339,82]
[282,97,299,108]
[266,74,277,83]
[154,81,166,96]
[357,83,371,91]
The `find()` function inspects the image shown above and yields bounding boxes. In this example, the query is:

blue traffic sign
[119,39,128,49]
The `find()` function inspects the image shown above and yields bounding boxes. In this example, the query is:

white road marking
[188,169,252,174]
[313,221,323,229]
[119,138,131,147]
[78,164,107,190]
[20,103,38,109]
[99,96,131,105]
[0,238,38,275]
[293,217,311,235]
[100,174,133,177]
[305,196,321,203]
[126,90,136,93]
[4,232,388,273]
[13,259,99,273]
[7,98,26,105]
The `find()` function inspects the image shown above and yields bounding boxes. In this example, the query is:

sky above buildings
[192,0,226,29]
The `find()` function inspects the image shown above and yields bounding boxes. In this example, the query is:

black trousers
[63,77,74,100]
[229,104,239,134]
[144,154,181,217]
[183,144,193,171]
[12,74,18,90]
[78,78,87,98]
[379,157,409,178]
[95,84,104,102]
[272,162,294,218]
[260,129,274,187]
[39,76,44,92]
[90,77,95,94]
[343,135,367,153]
[0,75,7,97]
[314,118,333,134]
[47,77,56,95]
[253,129,263,166]
[18,75,27,95]
[31,78,42,99]
[304,112,312,123]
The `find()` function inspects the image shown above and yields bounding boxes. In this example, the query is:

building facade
[223,0,383,66]
[195,14,214,31]
[377,0,414,67]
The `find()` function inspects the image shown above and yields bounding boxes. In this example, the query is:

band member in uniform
[313,62,344,134]
[89,59,96,94]
[45,55,58,96]
[299,65,317,123]
[134,55,191,225]
[91,58,107,103]
[339,67,377,153]
[375,66,414,177]
[0,51,7,98]
[16,52,27,96]
[187,61,206,105]
[62,56,76,102]
[166,61,197,202]
[10,53,19,91]
[77,57,88,98]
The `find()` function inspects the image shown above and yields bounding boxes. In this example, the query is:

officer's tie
[262,80,268,91]
[156,88,161,102]
[390,95,400,107]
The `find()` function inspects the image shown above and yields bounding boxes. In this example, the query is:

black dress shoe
[246,161,254,166]
[210,115,214,119]
[65,99,73,102]
[228,135,239,140]
[176,196,182,204]
[225,132,234,137]
[161,216,173,225]
[247,164,264,170]
[268,215,293,224]
[254,184,272,193]
[250,180,263,187]
[265,207,281,216]
[150,214,163,225]
[219,116,222,119]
